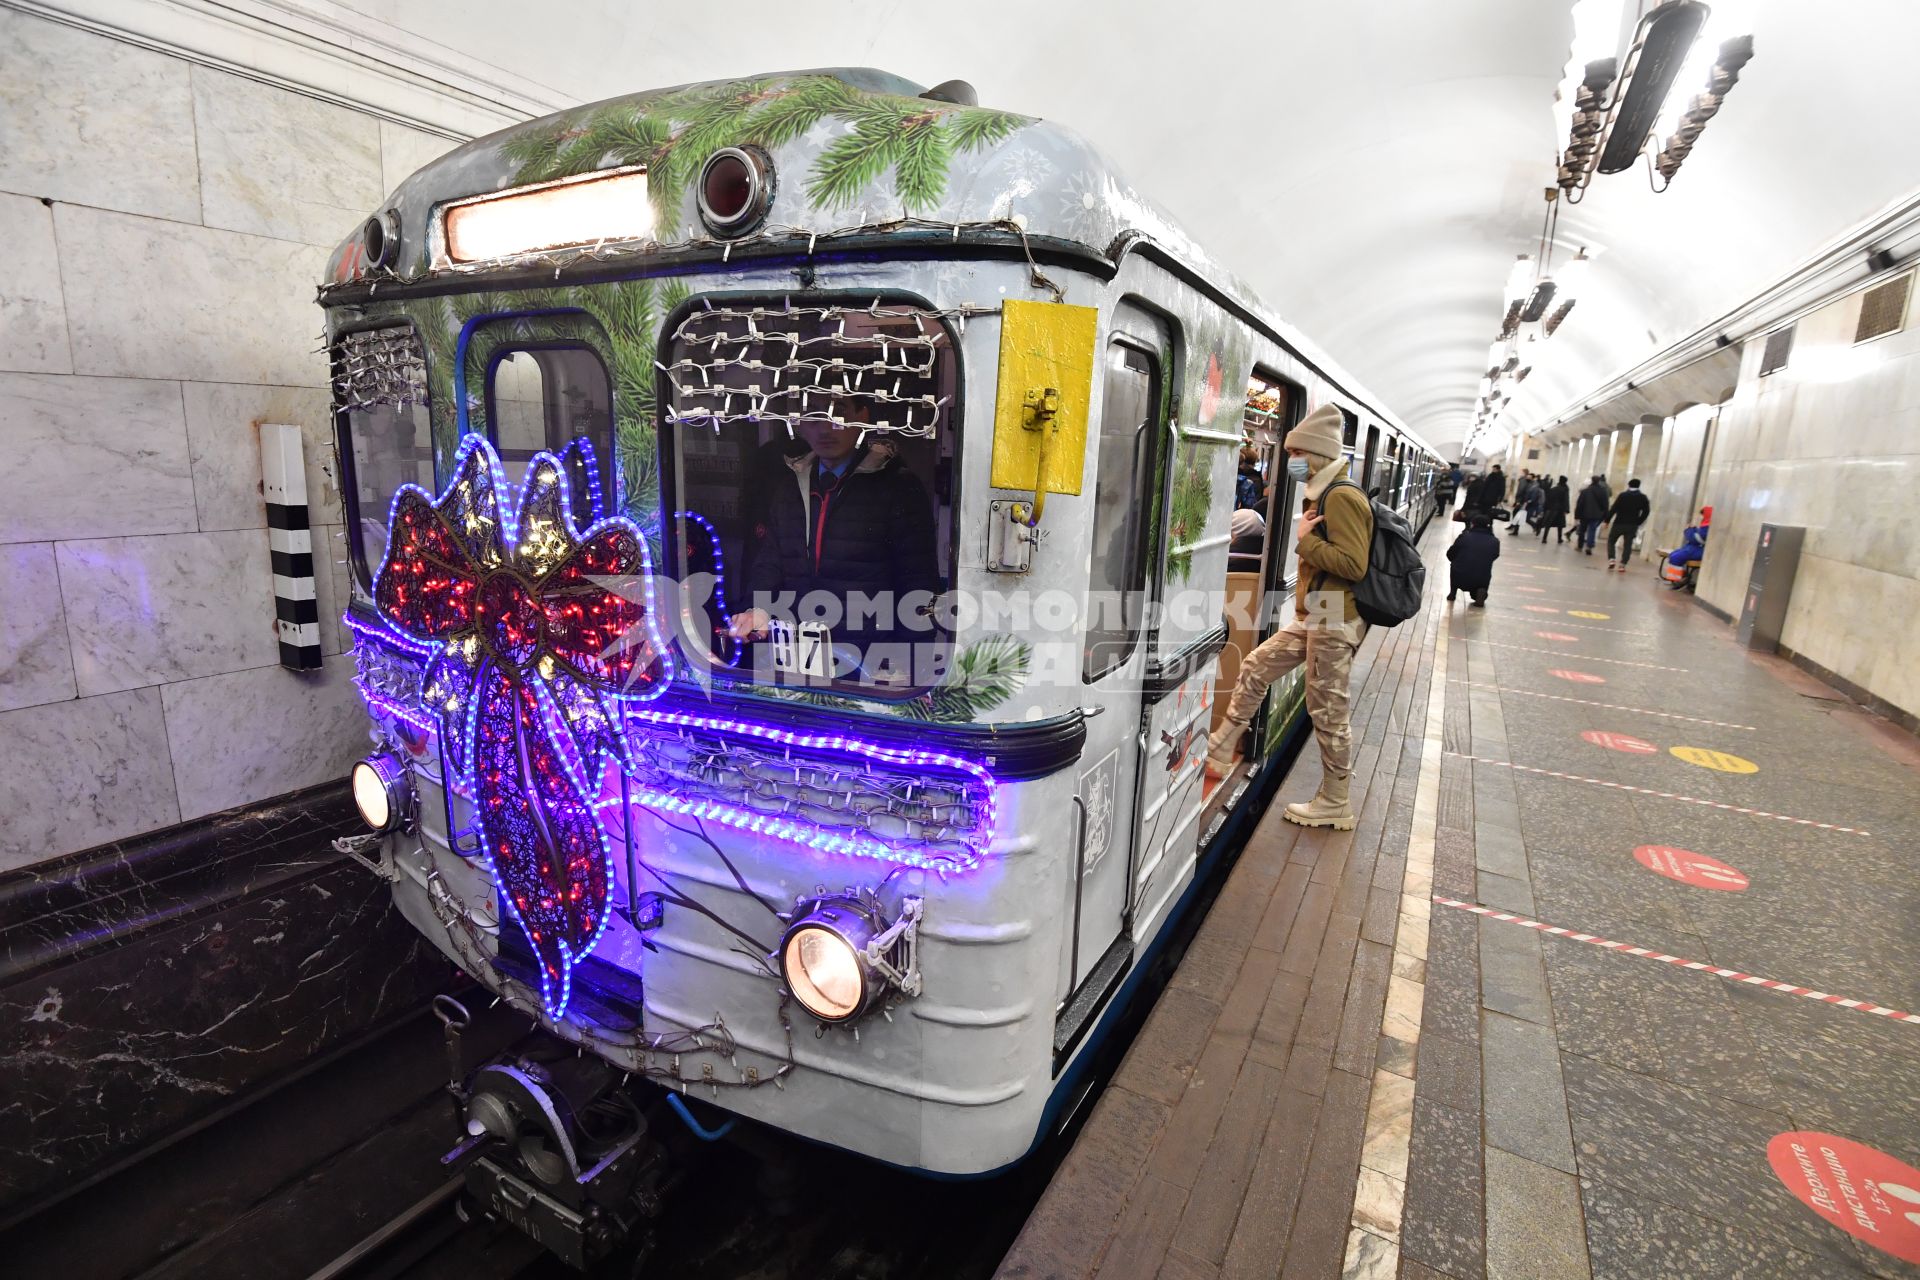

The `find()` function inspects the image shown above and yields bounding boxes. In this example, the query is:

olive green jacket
[1293,459,1374,627]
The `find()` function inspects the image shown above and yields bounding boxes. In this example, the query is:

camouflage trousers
[1223,617,1364,785]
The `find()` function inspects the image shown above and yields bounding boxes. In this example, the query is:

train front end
[318,69,1144,1264]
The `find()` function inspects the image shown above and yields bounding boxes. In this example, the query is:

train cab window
[485,345,614,521]
[660,297,957,696]
[1083,339,1162,682]
[333,325,434,589]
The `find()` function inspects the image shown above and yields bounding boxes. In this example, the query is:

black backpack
[1318,479,1427,628]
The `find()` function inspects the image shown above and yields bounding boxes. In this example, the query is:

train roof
[321,67,1434,457]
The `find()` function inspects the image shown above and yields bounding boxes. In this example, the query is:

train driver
[728,400,940,684]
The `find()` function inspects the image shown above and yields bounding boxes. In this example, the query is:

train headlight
[697,146,772,237]
[778,893,923,1025]
[350,753,412,833]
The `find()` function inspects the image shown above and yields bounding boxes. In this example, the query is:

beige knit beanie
[1285,403,1345,461]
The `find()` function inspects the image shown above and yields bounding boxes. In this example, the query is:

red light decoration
[373,435,670,1016]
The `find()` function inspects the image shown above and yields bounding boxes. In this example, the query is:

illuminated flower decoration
[374,435,670,1017]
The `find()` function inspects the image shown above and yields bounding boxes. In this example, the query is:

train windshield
[659,298,957,696]
[485,344,614,519]
[333,325,433,588]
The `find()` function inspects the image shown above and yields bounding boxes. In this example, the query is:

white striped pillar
[260,423,322,671]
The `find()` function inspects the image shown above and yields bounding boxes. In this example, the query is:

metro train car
[319,67,1442,1267]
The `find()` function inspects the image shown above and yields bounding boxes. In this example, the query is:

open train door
[1050,304,1172,1066]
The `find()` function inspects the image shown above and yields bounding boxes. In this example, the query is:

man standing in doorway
[1206,403,1373,830]
[1606,478,1651,571]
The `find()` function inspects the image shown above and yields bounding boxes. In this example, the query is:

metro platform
[997,519,1920,1280]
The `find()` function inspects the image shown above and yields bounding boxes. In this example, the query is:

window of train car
[659,297,957,696]
[484,345,614,520]
[1083,339,1163,681]
[333,325,434,589]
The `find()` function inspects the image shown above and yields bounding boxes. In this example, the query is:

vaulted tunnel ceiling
[338,0,1920,456]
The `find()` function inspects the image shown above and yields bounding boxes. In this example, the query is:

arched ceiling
[336,0,1920,457]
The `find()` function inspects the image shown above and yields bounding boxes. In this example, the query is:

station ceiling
[342,0,1920,456]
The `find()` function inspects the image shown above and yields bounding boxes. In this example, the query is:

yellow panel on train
[990,299,1099,495]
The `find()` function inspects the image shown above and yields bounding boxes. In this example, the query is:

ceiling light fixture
[1595,1,1710,175]
[1652,34,1754,188]
[1556,0,1755,203]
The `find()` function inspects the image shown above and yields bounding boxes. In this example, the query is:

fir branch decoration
[499,74,1036,225]
[947,107,1028,153]
[893,116,956,210]
[922,634,1032,722]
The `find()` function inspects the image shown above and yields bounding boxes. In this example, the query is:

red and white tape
[1434,896,1920,1026]
[1471,639,1687,672]
[1496,616,1651,637]
[1444,752,1870,835]
[1446,679,1758,731]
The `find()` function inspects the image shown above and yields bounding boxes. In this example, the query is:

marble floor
[996,521,1920,1280]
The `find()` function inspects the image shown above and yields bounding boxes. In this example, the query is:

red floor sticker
[1516,586,1546,594]
[1550,669,1608,684]
[1583,730,1659,754]
[1768,1132,1920,1264]
[1633,844,1748,890]
[1523,605,1560,614]
[1535,630,1578,641]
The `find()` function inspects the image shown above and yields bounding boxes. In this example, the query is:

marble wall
[0,10,456,867]
[1662,278,1920,723]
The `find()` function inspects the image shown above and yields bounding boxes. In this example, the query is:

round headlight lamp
[350,753,412,833]
[696,146,772,237]
[360,208,400,270]
[779,899,881,1024]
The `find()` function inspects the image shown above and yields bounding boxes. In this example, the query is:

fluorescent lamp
[442,168,655,264]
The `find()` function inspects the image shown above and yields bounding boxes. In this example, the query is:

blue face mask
[1287,456,1312,481]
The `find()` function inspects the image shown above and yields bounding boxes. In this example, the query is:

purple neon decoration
[344,609,436,658]
[369,432,670,1019]
[612,705,999,872]
[354,678,438,741]
[559,435,607,526]
[674,509,740,667]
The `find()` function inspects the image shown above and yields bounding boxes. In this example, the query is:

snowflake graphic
[1056,170,1105,242]
[1001,146,1057,200]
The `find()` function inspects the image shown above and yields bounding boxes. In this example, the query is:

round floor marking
[1568,610,1611,619]
[1769,1132,1920,1264]
[1523,605,1560,614]
[1633,844,1748,890]
[1516,586,1546,594]
[1670,746,1760,774]
[1535,631,1578,641]
[1583,730,1658,754]
[1549,669,1607,685]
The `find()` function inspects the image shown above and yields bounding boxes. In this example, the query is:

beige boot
[1284,773,1356,830]
[1205,718,1247,778]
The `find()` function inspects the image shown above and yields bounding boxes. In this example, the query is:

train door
[1062,305,1171,1035]
[1362,423,1381,494]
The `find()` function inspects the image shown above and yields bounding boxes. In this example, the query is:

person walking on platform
[1509,473,1540,536]
[1465,464,1504,515]
[1574,475,1608,554]
[1606,478,1651,571]
[1538,476,1571,544]
[1206,403,1372,831]
[1447,511,1501,606]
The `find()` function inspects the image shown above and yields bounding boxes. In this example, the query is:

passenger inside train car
[9,5,1920,1280]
